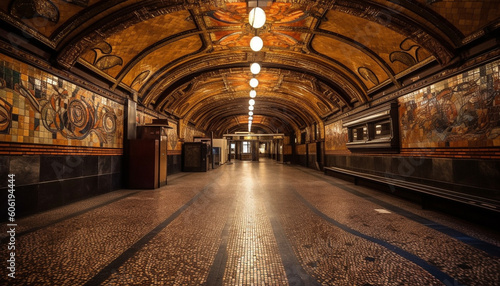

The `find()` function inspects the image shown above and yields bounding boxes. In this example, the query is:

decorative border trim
[325,148,500,159]
[0,142,123,156]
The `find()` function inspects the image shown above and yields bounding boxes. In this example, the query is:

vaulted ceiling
[1,0,499,137]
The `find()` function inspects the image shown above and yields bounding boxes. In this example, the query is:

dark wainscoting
[0,155,122,220]
[294,155,308,167]
[307,154,317,169]
[283,154,293,164]
[168,154,182,175]
[324,154,500,220]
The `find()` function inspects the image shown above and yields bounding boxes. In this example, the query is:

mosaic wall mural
[399,60,500,148]
[185,125,205,143]
[325,60,500,151]
[0,54,123,148]
[325,120,348,152]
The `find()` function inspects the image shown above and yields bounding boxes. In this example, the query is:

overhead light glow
[248,111,253,116]
[249,78,259,88]
[249,99,255,106]
[249,90,256,98]
[249,116,253,120]
[249,105,254,111]
[250,36,263,52]
[250,62,261,74]
[249,7,266,29]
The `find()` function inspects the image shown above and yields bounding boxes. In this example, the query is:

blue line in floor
[83,188,208,286]
[205,205,237,286]
[299,167,500,258]
[265,200,323,286]
[1,190,141,244]
[292,189,460,285]
[0,173,195,245]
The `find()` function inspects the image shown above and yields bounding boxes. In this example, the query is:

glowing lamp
[249,78,259,88]
[250,36,263,52]
[249,7,266,29]
[250,63,261,74]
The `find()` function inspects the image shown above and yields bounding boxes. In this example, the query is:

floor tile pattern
[0,159,498,286]
[222,166,288,286]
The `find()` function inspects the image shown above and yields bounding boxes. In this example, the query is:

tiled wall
[325,120,348,154]
[136,110,155,125]
[0,53,124,149]
[399,60,500,149]
[136,110,182,174]
[323,60,500,205]
[325,59,500,156]
[185,125,205,142]
[0,54,124,219]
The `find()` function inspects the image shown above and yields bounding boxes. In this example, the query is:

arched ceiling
[1,0,499,137]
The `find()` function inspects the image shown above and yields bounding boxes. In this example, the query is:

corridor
[1,159,499,285]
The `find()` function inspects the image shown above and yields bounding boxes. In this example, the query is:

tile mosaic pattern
[0,54,123,148]
[325,120,348,152]
[136,110,180,151]
[0,0,90,37]
[121,35,203,91]
[1,160,498,286]
[136,110,156,125]
[325,60,500,151]
[425,0,500,36]
[80,10,196,79]
[319,10,433,77]
[399,60,500,148]
[222,182,288,285]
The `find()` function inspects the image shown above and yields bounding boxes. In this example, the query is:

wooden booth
[128,122,172,189]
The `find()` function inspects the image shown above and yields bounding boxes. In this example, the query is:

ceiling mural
[0,0,498,137]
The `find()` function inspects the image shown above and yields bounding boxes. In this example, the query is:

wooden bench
[324,166,500,212]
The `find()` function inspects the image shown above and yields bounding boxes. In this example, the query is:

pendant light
[249,90,256,98]
[249,7,266,29]
[250,36,263,52]
[249,78,259,88]
[250,62,261,74]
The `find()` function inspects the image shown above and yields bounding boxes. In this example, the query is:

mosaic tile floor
[1,159,499,285]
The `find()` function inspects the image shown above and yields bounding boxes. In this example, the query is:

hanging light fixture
[248,111,253,116]
[249,105,254,111]
[250,36,263,52]
[249,78,259,88]
[249,90,256,98]
[249,116,253,120]
[249,99,255,106]
[250,62,261,74]
[249,7,266,29]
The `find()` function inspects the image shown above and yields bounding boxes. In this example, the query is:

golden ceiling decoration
[0,0,497,136]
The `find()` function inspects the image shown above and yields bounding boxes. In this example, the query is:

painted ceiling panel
[121,35,203,91]
[80,10,196,78]
[1,0,498,136]
[206,1,310,52]
[418,0,500,36]
[312,35,389,88]
[1,0,93,37]
[319,10,432,75]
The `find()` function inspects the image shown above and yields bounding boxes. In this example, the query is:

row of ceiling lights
[247,7,266,132]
